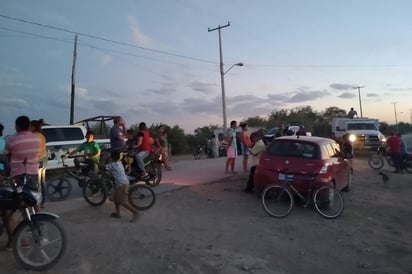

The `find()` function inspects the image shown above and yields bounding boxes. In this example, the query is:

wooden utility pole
[70,34,78,125]
[208,22,230,136]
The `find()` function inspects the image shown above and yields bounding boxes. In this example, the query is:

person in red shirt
[134,122,152,178]
[386,132,402,173]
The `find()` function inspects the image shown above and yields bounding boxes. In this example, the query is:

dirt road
[1,156,411,274]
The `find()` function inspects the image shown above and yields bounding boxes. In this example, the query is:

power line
[0,14,217,65]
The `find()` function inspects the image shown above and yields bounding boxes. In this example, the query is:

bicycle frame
[279,173,316,207]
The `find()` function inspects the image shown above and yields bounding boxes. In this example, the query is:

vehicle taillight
[319,164,330,174]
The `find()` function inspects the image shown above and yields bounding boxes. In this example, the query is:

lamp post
[391,102,399,132]
[220,62,243,135]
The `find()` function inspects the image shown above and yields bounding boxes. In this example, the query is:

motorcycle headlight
[349,134,356,142]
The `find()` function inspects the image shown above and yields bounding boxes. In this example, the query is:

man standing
[348,107,358,119]
[110,116,127,151]
[386,132,402,173]
[225,120,238,174]
[3,116,40,248]
[239,122,251,172]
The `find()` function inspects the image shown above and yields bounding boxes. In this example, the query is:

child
[105,151,138,222]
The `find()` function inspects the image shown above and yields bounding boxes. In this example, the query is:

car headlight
[349,134,356,142]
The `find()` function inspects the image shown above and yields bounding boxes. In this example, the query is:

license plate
[278,173,293,181]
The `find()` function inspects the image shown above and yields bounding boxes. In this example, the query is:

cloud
[190,81,216,94]
[330,83,354,90]
[288,90,329,103]
[366,93,379,97]
[338,92,356,99]
[128,16,153,48]
[0,97,29,108]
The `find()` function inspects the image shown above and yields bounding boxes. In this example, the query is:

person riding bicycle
[68,131,101,175]
[133,122,152,179]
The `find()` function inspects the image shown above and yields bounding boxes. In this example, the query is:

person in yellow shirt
[244,131,266,193]
[31,120,47,208]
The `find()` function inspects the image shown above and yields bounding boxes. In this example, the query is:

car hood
[347,130,379,136]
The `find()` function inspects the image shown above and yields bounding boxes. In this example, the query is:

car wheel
[342,169,353,192]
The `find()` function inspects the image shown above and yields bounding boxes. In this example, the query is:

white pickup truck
[331,117,386,150]
[42,125,111,170]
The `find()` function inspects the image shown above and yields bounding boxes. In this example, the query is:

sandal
[110,212,121,218]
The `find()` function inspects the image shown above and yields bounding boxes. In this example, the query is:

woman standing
[239,122,252,172]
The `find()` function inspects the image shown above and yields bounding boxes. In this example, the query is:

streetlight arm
[224,62,243,75]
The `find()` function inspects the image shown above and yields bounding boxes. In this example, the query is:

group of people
[223,120,266,193]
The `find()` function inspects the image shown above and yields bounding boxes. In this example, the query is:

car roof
[274,135,334,145]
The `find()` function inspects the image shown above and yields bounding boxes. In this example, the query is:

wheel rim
[47,179,71,201]
[261,186,293,217]
[14,220,65,269]
[368,156,384,170]
[314,187,344,218]
[129,185,155,210]
[84,179,106,205]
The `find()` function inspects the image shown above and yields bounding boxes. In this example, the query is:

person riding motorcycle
[133,122,151,179]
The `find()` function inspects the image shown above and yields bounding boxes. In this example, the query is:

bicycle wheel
[12,218,67,271]
[128,184,156,210]
[261,185,293,218]
[46,177,72,201]
[368,155,384,170]
[83,178,107,206]
[313,186,344,219]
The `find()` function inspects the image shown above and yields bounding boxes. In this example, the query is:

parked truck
[330,117,386,150]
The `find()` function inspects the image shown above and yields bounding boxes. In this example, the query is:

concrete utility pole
[208,22,230,136]
[353,86,365,118]
[70,34,78,125]
[409,109,412,124]
[391,102,399,132]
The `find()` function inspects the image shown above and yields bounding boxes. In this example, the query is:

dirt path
[0,157,411,273]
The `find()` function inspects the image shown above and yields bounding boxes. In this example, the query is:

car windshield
[267,141,320,159]
[347,123,376,130]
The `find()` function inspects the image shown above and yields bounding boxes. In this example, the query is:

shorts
[112,184,129,204]
[241,144,250,156]
[226,147,237,158]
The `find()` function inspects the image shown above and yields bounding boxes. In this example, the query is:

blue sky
[1,0,412,136]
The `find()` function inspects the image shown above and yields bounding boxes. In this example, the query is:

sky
[1,0,412,136]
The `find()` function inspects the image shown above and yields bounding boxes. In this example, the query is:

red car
[254,136,353,195]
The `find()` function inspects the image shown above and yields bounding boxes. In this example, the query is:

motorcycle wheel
[83,177,107,206]
[12,218,67,271]
[404,158,412,174]
[194,153,201,160]
[128,184,156,210]
[368,155,384,170]
[144,163,162,187]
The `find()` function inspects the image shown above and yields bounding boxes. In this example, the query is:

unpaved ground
[0,157,411,274]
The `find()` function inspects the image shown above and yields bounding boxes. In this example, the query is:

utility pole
[353,86,365,118]
[208,22,230,136]
[409,109,412,124]
[70,34,78,125]
[391,102,399,132]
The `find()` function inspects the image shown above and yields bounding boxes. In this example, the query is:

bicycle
[261,169,344,219]
[83,169,156,210]
[0,165,66,270]
[46,155,94,201]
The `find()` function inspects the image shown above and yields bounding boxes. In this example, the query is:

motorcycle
[368,145,412,173]
[0,172,67,270]
[123,151,163,187]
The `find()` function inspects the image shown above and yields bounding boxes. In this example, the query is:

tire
[12,218,67,271]
[128,184,156,210]
[368,155,384,170]
[46,177,72,201]
[342,168,353,192]
[194,153,201,160]
[144,163,162,187]
[83,178,107,206]
[404,158,412,174]
[261,185,293,218]
[313,186,344,219]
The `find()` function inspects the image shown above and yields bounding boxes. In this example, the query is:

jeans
[135,151,150,174]
[74,157,98,175]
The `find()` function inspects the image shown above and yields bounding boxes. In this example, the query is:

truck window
[347,123,376,130]
[43,128,84,143]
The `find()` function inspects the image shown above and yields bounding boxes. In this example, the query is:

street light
[220,62,243,136]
